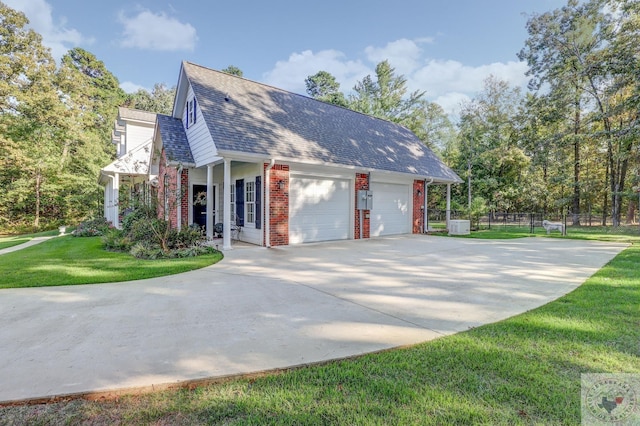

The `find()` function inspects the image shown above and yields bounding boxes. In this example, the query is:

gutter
[264,159,276,247]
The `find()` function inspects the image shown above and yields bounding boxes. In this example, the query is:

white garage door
[289,176,351,244]
[370,182,411,237]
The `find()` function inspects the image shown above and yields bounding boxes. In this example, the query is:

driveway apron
[0,235,627,403]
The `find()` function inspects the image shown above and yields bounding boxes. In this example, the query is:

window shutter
[185,101,190,129]
[255,176,262,229]
[235,179,244,226]
[193,98,197,124]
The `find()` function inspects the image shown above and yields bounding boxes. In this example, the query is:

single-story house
[101,61,462,249]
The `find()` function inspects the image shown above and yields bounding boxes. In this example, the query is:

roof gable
[183,61,461,182]
[156,114,195,165]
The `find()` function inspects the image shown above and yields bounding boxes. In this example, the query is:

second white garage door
[289,176,351,244]
[370,182,411,237]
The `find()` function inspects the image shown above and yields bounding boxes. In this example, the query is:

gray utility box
[357,190,373,210]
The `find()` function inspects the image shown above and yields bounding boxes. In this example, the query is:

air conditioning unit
[449,220,470,235]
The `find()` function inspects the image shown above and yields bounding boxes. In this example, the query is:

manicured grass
[455,225,640,243]
[2,237,638,424]
[0,229,59,250]
[0,236,222,289]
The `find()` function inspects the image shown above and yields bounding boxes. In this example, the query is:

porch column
[222,158,232,250]
[104,179,111,223]
[113,172,120,229]
[446,183,451,230]
[206,165,214,240]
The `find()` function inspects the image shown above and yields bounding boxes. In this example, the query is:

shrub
[73,217,112,237]
[167,227,204,250]
[99,205,210,258]
[121,205,156,235]
[129,242,164,259]
[101,229,132,252]
[128,217,167,246]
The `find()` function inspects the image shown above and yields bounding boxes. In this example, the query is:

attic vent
[224,94,231,102]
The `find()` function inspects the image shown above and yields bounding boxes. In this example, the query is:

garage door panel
[290,176,350,244]
[371,183,411,237]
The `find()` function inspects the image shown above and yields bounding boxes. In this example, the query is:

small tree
[469,197,488,230]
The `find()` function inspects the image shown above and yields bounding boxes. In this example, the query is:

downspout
[176,165,183,231]
[265,159,276,247]
[423,178,433,233]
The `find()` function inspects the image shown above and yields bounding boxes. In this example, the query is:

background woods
[0,0,638,233]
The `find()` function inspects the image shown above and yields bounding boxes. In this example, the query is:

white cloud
[364,38,430,76]
[263,38,531,117]
[411,59,529,97]
[4,0,93,60]
[262,49,371,95]
[118,9,197,51]
[120,81,148,94]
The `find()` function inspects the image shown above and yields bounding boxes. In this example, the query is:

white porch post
[113,172,120,229]
[223,158,232,250]
[206,165,214,240]
[446,183,451,230]
[104,179,111,223]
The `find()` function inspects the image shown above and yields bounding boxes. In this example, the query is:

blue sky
[7,0,567,115]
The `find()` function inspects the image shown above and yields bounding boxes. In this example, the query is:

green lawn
[1,232,638,424]
[455,225,640,243]
[0,236,222,289]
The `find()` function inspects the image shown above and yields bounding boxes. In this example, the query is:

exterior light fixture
[277,180,285,190]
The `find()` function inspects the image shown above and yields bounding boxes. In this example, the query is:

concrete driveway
[0,235,627,403]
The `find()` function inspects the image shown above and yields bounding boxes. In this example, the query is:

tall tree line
[306,0,639,225]
[0,3,126,231]
[0,3,176,232]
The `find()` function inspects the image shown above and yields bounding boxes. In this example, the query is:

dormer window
[186,97,197,128]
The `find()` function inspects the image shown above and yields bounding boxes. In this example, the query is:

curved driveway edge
[0,235,628,403]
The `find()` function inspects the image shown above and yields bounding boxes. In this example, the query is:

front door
[192,184,215,231]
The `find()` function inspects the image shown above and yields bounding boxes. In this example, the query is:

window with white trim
[245,181,255,224]
[186,97,197,128]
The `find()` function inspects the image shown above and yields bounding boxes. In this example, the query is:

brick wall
[412,180,425,233]
[355,173,370,239]
[180,169,189,228]
[157,149,189,229]
[268,164,289,246]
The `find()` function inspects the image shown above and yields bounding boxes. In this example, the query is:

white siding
[124,122,154,153]
[183,85,218,167]
[230,163,263,245]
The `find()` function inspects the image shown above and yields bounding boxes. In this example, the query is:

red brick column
[180,169,189,228]
[269,164,289,246]
[413,180,425,233]
[355,173,370,239]
[157,149,189,230]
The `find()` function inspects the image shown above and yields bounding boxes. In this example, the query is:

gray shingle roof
[156,114,195,165]
[118,107,156,123]
[183,61,461,182]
